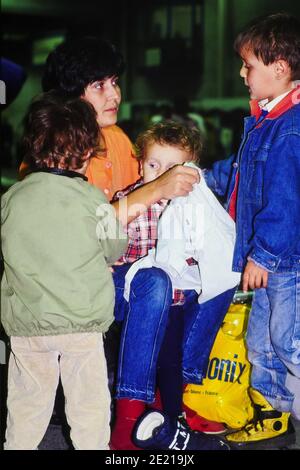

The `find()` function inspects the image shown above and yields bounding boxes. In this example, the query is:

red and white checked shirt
[113,179,197,305]
[113,179,167,263]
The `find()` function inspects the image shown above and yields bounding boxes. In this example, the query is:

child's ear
[274,59,290,79]
[139,160,144,177]
[83,149,93,161]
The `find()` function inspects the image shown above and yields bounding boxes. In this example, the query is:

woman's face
[83,75,121,128]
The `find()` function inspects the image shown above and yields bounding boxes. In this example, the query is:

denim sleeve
[248,133,300,271]
[202,154,235,197]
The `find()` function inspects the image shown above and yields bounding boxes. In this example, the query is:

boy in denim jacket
[204,13,300,447]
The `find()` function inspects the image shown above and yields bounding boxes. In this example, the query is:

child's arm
[95,200,128,265]
[247,134,300,272]
[112,165,199,226]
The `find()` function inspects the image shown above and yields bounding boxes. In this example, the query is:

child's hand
[154,165,200,200]
[109,260,125,273]
[242,260,268,292]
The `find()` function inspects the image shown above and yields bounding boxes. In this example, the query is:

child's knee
[134,268,172,295]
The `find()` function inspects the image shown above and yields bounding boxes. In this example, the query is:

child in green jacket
[1,91,128,450]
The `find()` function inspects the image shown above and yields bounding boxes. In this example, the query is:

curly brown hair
[22,91,102,170]
[135,121,203,165]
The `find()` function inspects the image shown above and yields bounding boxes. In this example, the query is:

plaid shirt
[113,179,191,305]
[113,179,166,263]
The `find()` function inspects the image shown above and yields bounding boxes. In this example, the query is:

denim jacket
[205,88,300,273]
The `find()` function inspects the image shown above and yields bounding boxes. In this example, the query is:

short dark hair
[42,37,125,97]
[22,91,101,170]
[135,121,203,164]
[234,12,300,80]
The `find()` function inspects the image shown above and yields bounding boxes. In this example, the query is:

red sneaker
[110,418,141,450]
[186,413,226,434]
[183,405,226,434]
[110,398,146,450]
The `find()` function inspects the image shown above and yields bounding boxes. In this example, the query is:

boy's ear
[274,59,291,79]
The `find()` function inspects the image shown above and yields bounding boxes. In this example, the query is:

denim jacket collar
[249,85,300,121]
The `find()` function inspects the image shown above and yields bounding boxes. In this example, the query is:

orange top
[19,125,140,201]
[85,125,139,200]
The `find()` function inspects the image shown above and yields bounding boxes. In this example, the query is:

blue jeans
[113,264,173,403]
[157,305,184,418]
[246,271,300,412]
[156,288,236,417]
[182,287,236,383]
[113,263,236,403]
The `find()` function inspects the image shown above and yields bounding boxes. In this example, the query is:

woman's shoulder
[102,124,132,145]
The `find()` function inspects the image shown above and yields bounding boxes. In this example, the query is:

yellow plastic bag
[183,297,254,429]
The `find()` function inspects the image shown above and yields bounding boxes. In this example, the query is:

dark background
[2,0,300,173]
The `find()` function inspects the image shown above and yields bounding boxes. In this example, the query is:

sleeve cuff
[248,247,281,272]
[202,169,222,195]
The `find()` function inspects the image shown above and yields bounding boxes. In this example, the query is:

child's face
[239,49,291,102]
[141,142,191,183]
[83,76,121,128]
